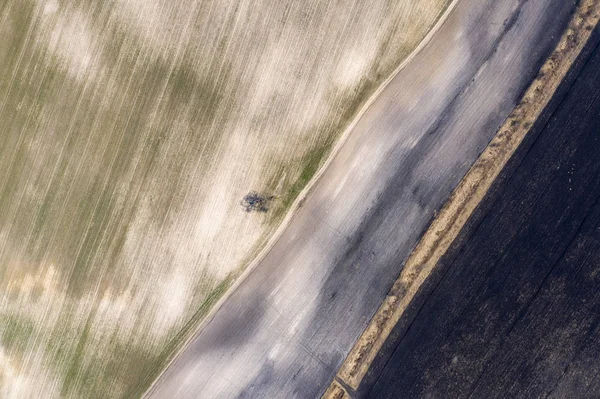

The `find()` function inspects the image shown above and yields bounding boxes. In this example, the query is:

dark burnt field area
[365,37,600,398]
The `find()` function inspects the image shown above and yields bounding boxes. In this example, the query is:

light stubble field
[0,0,448,397]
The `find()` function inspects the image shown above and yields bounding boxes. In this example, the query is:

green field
[0,0,449,397]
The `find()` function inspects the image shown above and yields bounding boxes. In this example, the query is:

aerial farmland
[0,0,449,397]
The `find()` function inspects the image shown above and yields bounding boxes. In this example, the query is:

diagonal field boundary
[323,1,600,397]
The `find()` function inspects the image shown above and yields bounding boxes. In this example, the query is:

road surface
[147,0,578,397]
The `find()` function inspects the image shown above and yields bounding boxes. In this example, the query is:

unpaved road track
[147,0,578,397]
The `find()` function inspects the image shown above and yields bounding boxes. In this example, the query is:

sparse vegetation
[241,191,275,213]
